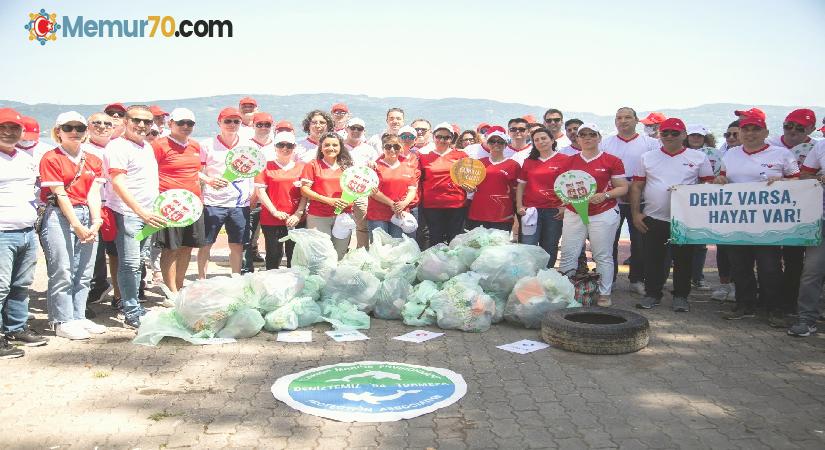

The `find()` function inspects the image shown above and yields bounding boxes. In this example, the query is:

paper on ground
[277,330,312,343]
[393,330,444,343]
[496,339,550,354]
[325,330,369,342]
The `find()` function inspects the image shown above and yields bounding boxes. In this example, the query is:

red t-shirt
[517,153,570,209]
[301,159,351,216]
[152,137,203,196]
[398,151,421,207]
[468,157,520,222]
[367,158,420,221]
[419,149,468,208]
[563,152,626,216]
[255,160,305,226]
[39,148,104,206]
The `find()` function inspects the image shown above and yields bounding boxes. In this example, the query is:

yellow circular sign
[450,158,487,188]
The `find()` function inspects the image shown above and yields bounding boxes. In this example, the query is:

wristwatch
[605,192,612,199]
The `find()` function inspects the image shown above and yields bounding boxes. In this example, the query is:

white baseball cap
[398,125,417,138]
[169,108,195,122]
[331,213,356,239]
[686,124,708,136]
[55,111,87,127]
[347,117,366,129]
[577,123,601,135]
[433,122,454,135]
[274,131,296,145]
[390,211,418,234]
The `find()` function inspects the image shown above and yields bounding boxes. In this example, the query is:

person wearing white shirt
[506,118,533,166]
[367,108,405,153]
[631,118,714,313]
[410,119,435,155]
[237,96,258,141]
[295,110,334,163]
[16,116,53,165]
[542,108,572,148]
[558,119,583,156]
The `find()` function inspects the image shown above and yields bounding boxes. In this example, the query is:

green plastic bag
[430,272,496,333]
[133,309,234,346]
[449,227,512,266]
[216,308,265,338]
[401,280,439,326]
[471,244,551,302]
[300,274,326,301]
[263,297,323,331]
[504,269,578,329]
[245,268,305,312]
[175,276,250,333]
[322,266,381,313]
[370,228,421,269]
[417,243,468,283]
[280,228,338,278]
[374,277,413,320]
[320,300,370,330]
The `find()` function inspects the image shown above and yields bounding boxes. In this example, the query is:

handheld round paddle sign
[450,158,486,189]
[222,145,266,182]
[134,189,203,241]
[335,166,379,214]
[554,170,598,225]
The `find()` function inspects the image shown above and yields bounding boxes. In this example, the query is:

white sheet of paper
[325,330,369,342]
[277,330,312,343]
[393,330,444,343]
[496,339,550,354]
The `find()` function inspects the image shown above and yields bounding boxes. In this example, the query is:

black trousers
[781,246,805,313]
[716,244,732,280]
[261,224,298,270]
[241,206,261,274]
[642,217,694,299]
[465,219,512,232]
[727,245,783,312]
[422,207,466,248]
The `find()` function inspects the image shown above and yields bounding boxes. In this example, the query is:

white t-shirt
[247,137,276,162]
[238,124,255,142]
[800,140,825,218]
[295,137,318,163]
[412,141,436,155]
[601,133,660,203]
[15,141,54,167]
[346,142,379,167]
[766,135,817,167]
[508,143,533,166]
[558,144,581,156]
[103,137,159,217]
[200,135,253,208]
[367,130,397,153]
[634,148,714,222]
[694,146,723,176]
[463,143,489,160]
[720,144,800,183]
[554,133,572,149]
[0,149,37,230]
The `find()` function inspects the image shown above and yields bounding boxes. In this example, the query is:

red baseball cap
[239,96,257,107]
[275,120,294,131]
[331,103,349,113]
[451,123,461,135]
[21,116,40,135]
[218,107,242,122]
[485,125,507,136]
[522,114,537,124]
[640,112,667,125]
[476,122,491,133]
[253,112,274,124]
[149,105,168,117]
[734,107,766,120]
[659,118,686,132]
[739,115,767,129]
[784,109,816,128]
[0,108,24,127]
[104,103,127,113]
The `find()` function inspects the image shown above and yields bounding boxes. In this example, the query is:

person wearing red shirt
[468,129,520,231]
[151,108,204,299]
[557,123,629,306]
[419,123,468,247]
[39,112,107,340]
[300,132,354,260]
[255,131,307,269]
[367,134,420,239]
[515,127,569,267]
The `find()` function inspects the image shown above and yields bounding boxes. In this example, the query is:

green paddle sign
[222,145,266,182]
[554,170,597,225]
[335,166,379,214]
[134,189,203,241]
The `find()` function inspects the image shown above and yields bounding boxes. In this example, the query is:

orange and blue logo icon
[25,9,60,45]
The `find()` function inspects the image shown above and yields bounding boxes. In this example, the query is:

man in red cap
[241,112,276,273]
[15,116,53,165]
[149,106,169,138]
[275,120,294,133]
[104,103,127,139]
[0,108,48,356]
[330,103,350,136]
[734,107,766,121]
[631,118,714,312]
[238,97,258,141]
[640,112,667,139]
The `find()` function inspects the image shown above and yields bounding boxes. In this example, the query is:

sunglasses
[382,143,401,151]
[478,127,490,134]
[255,122,272,128]
[223,119,241,125]
[59,124,88,133]
[348,126,364,132]
[90,120,113,128]
[509,127,527,133]
[723,132,739,138]
[659,130,682,137]
[276,143,296,149]
[106,111,124,118]
[544,117,563,123]
[434,134,452,141]
[578,132,598,139]
[149,130,159,136]
[399,133,415,140]
[783,123,806,133]
[414,127,429,133]
[461,137,476,142]
[175,120,195,127]
[129,118,153,126]
[332,110,348,115]
[488,139,506,146]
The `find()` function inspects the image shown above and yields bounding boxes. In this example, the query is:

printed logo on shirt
[682,163,696,168]
[761,163,775,169]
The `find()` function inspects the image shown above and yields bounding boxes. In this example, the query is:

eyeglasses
[59,124,88,133]
[723,132,739,138]
[399,133,415,140]
[461,137,476,143]
[434,134,452,141]
[90,120,113,128]
[578,132,598,139]
[414,127,429,134]
[383,144,401,151]
[783,123,806,133]
[509,127,527,133]
[659,130,682,137]
[544,117,562,123]
[310,120,327,126]
[332,111,347,115]
[149,130,160,137]
[255,122,272,128]
[105,110,124,118]
[488,139,506,146]
[129,118,153,126]
[348,126,364,132]
[275,143,296,149]
[175,120,195,127]
[223,119,241,125]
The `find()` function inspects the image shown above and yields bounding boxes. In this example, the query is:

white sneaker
[77,318,107,334]
[711,284,733,301]
[629,281,645,296]
[693,279,712,291]
[597,296,612,307]
[161,298,176,308]
[55,321,91,340]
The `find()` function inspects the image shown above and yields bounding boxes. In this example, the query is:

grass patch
[148,411,180,422]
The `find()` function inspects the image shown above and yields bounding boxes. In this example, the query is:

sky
[2,0,824,115]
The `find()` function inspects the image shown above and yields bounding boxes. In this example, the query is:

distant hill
[3,94,823,141]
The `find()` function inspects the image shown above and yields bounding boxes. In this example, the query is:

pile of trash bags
[134,227,580,346]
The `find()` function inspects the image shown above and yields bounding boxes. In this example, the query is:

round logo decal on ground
[271,361,466,422]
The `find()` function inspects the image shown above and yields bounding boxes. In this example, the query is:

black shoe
[87,283,111,304]
[623,258,631,265]
[0,337,24,359]
[5,328,48,347]
[85,307,97,319]
[767,311,788,328]
[252,253,265,263]
[722,306,756,320]
[111,296,122,310]
[124,315,141,329]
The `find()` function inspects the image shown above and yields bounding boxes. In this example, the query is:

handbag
[563,268,601,307]
[35,154,87,234]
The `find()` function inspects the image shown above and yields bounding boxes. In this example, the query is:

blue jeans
[368,220,406,240]
[692,245,708,282]
[114,211,148,320]
[520,208,563,268]
[40,205,97,324]
[0,227,37,333]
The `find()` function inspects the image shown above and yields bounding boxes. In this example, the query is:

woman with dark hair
[295,110,334,163]
[300,132,354,259]
[367,134,420,239]
[515,127,569,266]
[418,122,468,246]
[456,130,479,150]
[466,128,519,232]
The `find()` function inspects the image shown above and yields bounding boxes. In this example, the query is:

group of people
[1,98,824,360]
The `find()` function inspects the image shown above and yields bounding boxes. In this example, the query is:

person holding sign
[255,131,307,269]
[515,127,569,267]
[300,132,354,260]
[631,118,714,312]
[367,134,420,239]
[197,107,255,279]
[419,122,469,247]
[716,112,800,323]
[468,128,520,232]
[557,123,628,307]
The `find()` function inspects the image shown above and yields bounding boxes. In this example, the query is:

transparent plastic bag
[373,277,413,320]
[322,265,381,313]
[216,308,265,338]
[301,274,326,301]
[449,227,511,266]
[245,268,305,312]
[321,299,370,330]
[280,228,338,278]
[133,309,235,346]
[370,228,421,269]
[263,297,323,331]
[504,269,578,328]
[430,272,496,332]
[339,247,384,279]
[175,276,250,333]
[401,280,439,326]
[471,244,551,300]
[417,243,468,283]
